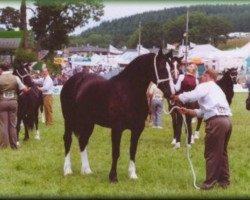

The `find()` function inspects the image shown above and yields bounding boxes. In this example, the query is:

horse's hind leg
[77,124,94,175]
[63,123,73,176]
[16,117,22,146]
[109,128,123,183]
[128,124,144,180]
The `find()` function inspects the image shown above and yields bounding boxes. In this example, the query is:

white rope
[163,103,200,190]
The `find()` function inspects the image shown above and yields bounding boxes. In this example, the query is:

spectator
[173,68,232,190]
[147,82,164,129]
[0,63,28,149]
[33,67,54,126]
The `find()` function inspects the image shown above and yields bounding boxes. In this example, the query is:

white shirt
[179,81,232,120]
[33,75,54,95]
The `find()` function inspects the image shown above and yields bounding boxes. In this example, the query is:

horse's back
[60,72,148,130]
[60,72,108,126]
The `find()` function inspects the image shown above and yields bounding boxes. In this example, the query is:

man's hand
[172,95,180,103]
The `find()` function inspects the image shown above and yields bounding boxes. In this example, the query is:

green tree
[29,0,104,55]
[164,12,233,46]
[0,7,20,30]
[20,0,28,48]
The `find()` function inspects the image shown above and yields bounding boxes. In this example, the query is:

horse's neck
[115,65,151,95]
[218,75,233,88]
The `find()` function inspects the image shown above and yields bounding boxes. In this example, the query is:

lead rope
[163,102,200,190]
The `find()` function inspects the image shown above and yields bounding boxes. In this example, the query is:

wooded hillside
[70,4,250,48]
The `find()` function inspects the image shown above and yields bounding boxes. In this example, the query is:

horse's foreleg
[63,125,73,176]
[170,111,178,145]
[23,118,29,141]
[109,128,122,183]
[34,113,40,140]
[128,126,144,180]
[16,117,22,143]
[194,117,203,139]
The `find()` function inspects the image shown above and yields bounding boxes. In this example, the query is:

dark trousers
[0,100,18,149]
[176,112,192,144]
[204,116,232,186]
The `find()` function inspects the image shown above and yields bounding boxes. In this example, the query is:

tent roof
[0,38,21,49]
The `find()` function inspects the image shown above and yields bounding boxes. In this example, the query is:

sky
[0,1,247,35]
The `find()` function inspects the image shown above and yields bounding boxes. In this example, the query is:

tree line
[1,3,250,54]
[73,4,250,48]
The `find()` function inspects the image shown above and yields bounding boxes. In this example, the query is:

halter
[153,53,175,95]
[15,67,31,82]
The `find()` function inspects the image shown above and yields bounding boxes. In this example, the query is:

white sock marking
[128,160,138,179]
[64,153,72,176]
[81,148,92,175]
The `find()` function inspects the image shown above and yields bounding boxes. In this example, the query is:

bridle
[15,67,31,82]
[153,53,175,95]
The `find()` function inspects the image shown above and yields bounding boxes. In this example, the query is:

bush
[13,48,37,68]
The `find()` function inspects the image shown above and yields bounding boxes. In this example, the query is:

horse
[166,56,185,145]
[61,49,175,183]
[193,67,238,138]
[13,63,43,142]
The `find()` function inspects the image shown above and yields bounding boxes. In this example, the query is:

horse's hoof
[110,177,118,184]
[35,134,40,140]
[64,169,73,176]
[81,167,92,175]
[129,172,138,179]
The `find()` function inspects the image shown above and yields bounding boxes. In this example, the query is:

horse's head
[223,67,238,84]
[152,49,175,99]
[170,56,184,82]
[13,64,34,87]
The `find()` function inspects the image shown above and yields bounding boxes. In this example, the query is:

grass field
[0,93,249,199]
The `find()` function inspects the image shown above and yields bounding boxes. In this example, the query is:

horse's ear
[179,56,184,61]
[158,48,163,56]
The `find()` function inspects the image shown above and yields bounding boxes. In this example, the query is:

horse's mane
[112,53,154,81]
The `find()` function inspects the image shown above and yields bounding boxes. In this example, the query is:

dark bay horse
[61,49,175,183]
[194,67,238,137]
[13,64,43,141]
[166,56,185,145]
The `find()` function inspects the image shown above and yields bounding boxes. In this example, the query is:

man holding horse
[33,67,54,126]
[0,63,29,149]
[173,68,232,190]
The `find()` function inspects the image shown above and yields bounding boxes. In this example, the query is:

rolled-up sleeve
[15,76,26,91]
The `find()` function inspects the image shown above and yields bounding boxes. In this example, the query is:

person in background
[173,68,232,190]
[33,66,54,126]
[147,81,164,129]
[0,63,29,149]
[172,64,199,149]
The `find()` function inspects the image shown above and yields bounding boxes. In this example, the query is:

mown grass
[0,93,250,199]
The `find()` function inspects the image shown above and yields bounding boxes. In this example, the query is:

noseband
[15,68,31,82]
[153,53,175,95]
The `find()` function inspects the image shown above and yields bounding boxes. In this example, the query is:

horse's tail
[60,76,78,132]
